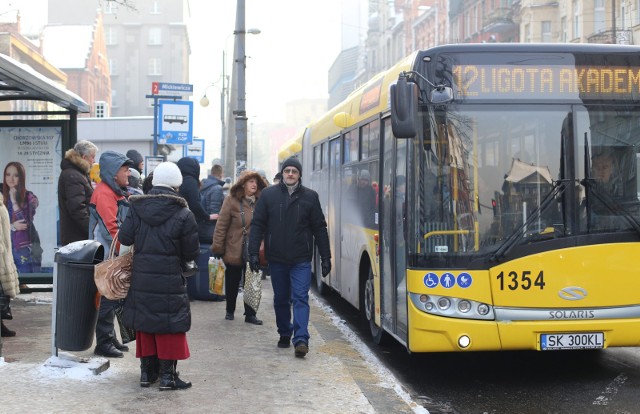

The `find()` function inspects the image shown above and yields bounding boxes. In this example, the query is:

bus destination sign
[452,65,640,101]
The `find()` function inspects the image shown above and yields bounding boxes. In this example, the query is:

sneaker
[294,342,309,358]
[277,336,291,348]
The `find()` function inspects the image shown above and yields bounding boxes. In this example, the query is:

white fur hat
[152,162,182,188]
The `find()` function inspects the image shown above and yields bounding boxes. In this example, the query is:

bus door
[328,137,341,290]
[380,118,408,340]
[394,139,408,338]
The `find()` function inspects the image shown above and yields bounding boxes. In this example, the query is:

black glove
[321,259,331,277]
[211,253,223,260]
[249,255,260,272]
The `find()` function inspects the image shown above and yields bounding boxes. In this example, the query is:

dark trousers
[96,297,119,346]
[225,264,256,317]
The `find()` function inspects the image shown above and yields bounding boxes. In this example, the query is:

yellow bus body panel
[406,243,640,352]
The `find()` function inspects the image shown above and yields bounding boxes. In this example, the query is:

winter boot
[158,360,192,391]
[140,356,159,387]
[1,321,15,337]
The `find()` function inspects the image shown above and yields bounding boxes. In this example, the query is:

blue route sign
[158,100,193,145]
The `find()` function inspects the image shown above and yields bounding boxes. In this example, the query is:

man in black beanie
[248,156,331,358]
[126,149,144,175]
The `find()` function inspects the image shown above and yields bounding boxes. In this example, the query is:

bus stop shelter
[0,53,89,284]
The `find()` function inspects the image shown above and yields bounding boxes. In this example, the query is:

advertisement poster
[0,126,62,274]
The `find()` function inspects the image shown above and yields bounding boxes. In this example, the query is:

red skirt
[135,331,190,360]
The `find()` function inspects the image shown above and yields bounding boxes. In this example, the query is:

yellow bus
[281,43,640,352]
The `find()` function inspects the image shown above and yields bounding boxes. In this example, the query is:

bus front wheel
[363,267,385,344]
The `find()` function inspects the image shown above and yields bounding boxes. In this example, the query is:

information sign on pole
[184,138,205,164]
[145,155,166,177]
[158,100,194,145]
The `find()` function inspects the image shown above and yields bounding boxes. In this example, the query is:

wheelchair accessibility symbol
[424,273,439,288]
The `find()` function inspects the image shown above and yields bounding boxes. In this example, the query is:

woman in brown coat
[211,170,268,324]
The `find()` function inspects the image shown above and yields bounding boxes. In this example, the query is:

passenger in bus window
[248,157,331,358]
[353,169,376,228]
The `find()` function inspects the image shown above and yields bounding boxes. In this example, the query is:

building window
[561,17,567,42]
[109,59,117,75]
[104,2,118,14]
[150,1,161,14]
[573,1,580,39]
[111,89,118,107]
[524,23,530,43]
[148,28,162,45]
[541,21,551,42]
[105,27,117,45]
[148,58,162,76]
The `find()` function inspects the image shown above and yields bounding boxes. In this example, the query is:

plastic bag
[208,257,226,295]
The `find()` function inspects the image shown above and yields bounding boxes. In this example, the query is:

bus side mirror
[390,77,418,138]
[430,86,453,104]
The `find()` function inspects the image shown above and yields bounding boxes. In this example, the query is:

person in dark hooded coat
[176,157,215,227]
[119,161,199,391]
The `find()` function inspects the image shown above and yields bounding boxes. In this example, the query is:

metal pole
[220,50,226,161]
[234,0,248,177]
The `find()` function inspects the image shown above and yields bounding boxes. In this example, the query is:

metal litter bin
[187,244,225,301]
[54,240,104,351]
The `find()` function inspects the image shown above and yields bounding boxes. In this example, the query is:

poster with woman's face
[0,125,62,275]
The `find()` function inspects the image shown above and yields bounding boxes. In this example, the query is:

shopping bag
[114,303,136,344]
[243,262,262,313]
[208,257,226,295]
[94,233,133,300]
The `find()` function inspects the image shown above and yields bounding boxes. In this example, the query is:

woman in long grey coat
[0,193,20,339]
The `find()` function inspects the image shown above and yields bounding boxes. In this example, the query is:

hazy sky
[6,0,345,159]
[188,0,343,152]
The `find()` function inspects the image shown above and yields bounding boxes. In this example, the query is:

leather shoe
[94,343,124,358]
[113,338,129,352]
[244,315,263,325]
[277,336,291,348]
[225,312,234,320]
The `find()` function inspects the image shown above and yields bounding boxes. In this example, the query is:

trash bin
[187,244,225,301]
[55,240,104,351]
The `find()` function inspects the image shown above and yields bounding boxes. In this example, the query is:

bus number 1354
[496,270,546,291]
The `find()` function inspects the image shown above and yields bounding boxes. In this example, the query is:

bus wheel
[363,267,385,344]
[314,254,327,296]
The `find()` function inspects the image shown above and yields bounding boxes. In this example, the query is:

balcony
[482,7,517,34]
[587,29,633,45]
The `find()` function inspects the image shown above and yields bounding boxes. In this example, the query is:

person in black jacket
[58,140,98,245]
[177,157,216,238]
[119,162,200,390]
[248,157,331,358]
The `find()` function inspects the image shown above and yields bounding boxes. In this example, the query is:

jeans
[269,261,312,346]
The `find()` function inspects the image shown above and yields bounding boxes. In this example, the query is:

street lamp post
[199,50,228,162]
[230,0,260,178]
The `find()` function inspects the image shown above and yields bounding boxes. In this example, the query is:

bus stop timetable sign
[152,82,193,95]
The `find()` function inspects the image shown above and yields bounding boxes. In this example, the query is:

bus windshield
[413,104,640,267]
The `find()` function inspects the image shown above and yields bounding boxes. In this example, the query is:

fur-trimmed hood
[62,148,92,174]
[229,170,269,201]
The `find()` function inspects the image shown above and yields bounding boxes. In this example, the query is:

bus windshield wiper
[490,179,569,262]
[580,178,640,235]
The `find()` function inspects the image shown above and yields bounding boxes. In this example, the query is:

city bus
[281,43,640,352]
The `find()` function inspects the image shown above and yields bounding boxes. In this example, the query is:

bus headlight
[437,297,451,310]
[409,293,495,320]
[458,300,471,313]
